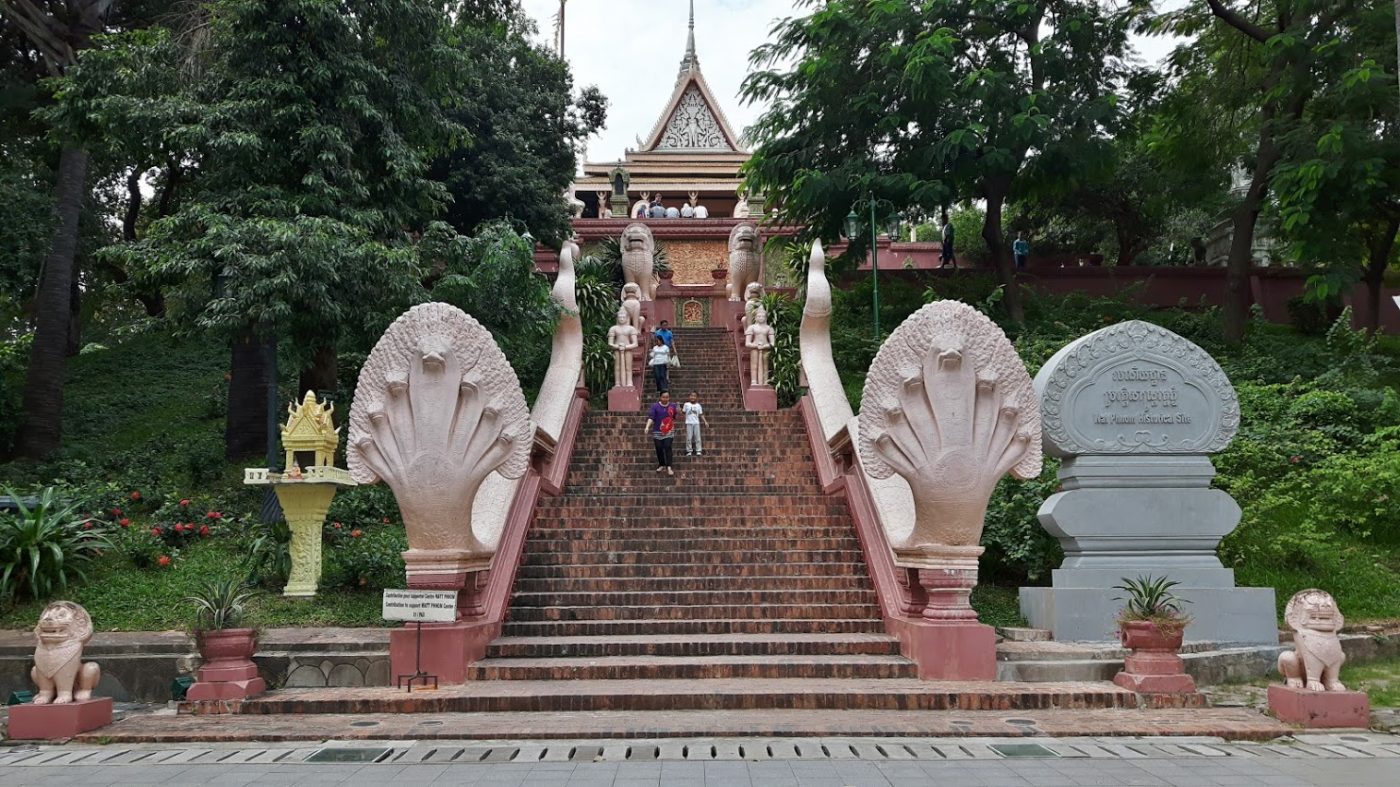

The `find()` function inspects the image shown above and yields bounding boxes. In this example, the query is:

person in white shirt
[682,391,709,456]
[648,336,672,394]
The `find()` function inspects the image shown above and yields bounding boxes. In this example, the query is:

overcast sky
[519,1,1182,164]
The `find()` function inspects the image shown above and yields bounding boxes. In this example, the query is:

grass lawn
[1343,655,1400,707]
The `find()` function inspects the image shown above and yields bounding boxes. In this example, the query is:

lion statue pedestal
[9,601,113,740]
[1266,589,1370,728]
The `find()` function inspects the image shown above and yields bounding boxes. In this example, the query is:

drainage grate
[989,744,1059,759]
[305,748,393,764]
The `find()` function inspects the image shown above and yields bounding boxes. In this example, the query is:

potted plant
[1113,575,1191,649]
[1112,575,1197,694]
[185,578,266,701]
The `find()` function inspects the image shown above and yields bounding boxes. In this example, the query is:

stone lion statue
[1278,588,1347,692]
[727,223,761,302]
[31,601,101,704]
[621,223,656,301]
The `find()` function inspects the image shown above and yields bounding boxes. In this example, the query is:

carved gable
[657,85,730,151]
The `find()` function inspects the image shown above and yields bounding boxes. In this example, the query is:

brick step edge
[82,707,1292,743]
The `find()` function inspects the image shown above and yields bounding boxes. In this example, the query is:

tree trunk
[225,329,270,460]
[66,253,81,357]
[16,145,89,460]
[1362,215,1399,335]
[982,193,1024,325]
[297,344,338,399]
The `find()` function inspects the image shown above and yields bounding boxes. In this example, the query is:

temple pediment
[643,77,743,153]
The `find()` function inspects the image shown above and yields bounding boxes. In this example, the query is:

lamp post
[847,199,901,339]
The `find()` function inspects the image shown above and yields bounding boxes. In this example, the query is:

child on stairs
[683,391,709,457]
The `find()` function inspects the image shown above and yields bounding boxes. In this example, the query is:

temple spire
[677,0,699,79]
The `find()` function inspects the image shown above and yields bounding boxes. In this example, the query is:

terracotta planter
[659,269,675,280]
[1118,619,1185,652]
[188,627,266,702]
[197,627,257,664]
[1113,618,1197,695]
[711,268,728,281]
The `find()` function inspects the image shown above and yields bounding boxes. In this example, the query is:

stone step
[536,502,848,515]
[231,679,1141,715]
[511,575,874,593]
[500,618,886,637]
[515,562,872,579]
[465,654,918,681]
[520,549,866,566]
[526,523,851,534]
[483,633,903,659]
[508,589,876,608]
[506,603,882,623]
[522,537,862,553]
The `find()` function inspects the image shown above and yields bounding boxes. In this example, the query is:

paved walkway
[3,734,1400,785]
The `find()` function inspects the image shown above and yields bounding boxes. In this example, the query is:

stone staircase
[638,326,743,408]
[473,327,918,692]
[162,325,1172,735]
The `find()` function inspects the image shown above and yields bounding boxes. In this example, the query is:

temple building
[571,2,751,225]
[549,2,780,293]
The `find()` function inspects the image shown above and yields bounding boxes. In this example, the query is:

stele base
[7,697,113,740]
[1112,651,1198,694]
[187,661,267,701]
[608,385,641,413]
[389,620,496,685]
[744,385,778,412]
[892,619,998,681]
[1267,684,1371,729]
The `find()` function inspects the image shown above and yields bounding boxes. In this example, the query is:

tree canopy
[742,0,1132,325]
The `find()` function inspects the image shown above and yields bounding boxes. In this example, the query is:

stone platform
[79,706,1290,743]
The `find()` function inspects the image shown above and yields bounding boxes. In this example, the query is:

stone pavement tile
[745,761,798,784]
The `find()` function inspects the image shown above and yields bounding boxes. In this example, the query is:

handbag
[668,352,680,368]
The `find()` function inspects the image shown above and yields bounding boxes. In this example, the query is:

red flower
[119,518,130,527]
[333,522,342,529]
[206,511,223,520]
[382,517,390,524]
[157,555,171,567]
[82,522,93,530]
[199,525,211,537]
[130,490,142,501]
[351,529,363,538]
[179,499,190,507]
[151,526,163,537]
[111,507,122,517]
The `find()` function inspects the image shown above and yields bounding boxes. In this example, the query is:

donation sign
[382,589,458,623]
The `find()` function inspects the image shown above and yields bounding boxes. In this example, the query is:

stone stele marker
[1019,320,1277,644]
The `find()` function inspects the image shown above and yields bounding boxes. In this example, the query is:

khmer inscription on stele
[1035,320,1239,457]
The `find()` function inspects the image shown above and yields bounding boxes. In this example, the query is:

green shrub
[981,463,1063,584]
[0,487,111,601]
[241,516,291,589]
[322,523,406,590]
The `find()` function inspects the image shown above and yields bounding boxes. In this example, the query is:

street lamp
[846,199,901,339]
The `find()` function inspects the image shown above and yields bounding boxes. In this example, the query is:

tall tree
[1149,1,1365,343]
[60,0,469,403]
[1270,1,1400,333]
[743,0,1130,325]
[432,2,606,246]
[1,0,113,459]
